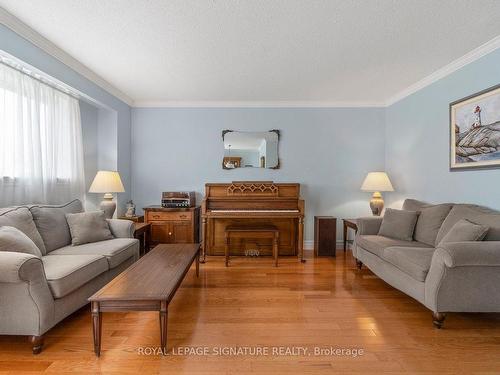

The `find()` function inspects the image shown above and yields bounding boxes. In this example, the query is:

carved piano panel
[227,182,279,196]
[201,181,305,261]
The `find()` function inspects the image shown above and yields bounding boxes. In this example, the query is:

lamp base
[370,192,384,216]
[100,194,116,219]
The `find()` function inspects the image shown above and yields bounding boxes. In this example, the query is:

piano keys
[201,181,305,262]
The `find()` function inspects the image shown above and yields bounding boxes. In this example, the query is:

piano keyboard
[211,209,299,212]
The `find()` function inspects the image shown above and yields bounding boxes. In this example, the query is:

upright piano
[201,181,305,262]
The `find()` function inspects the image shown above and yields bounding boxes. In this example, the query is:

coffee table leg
[159,301,168,355]
[91,301,102,357]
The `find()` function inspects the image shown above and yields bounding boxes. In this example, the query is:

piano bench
[224,225,280,267]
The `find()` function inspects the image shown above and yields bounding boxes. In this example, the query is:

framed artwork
[450,84,500,170]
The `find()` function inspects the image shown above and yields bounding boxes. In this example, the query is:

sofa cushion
[49,238,139,269]
[378,208,418,241]
[356,235,432,258]
[438,219,489,246]
[383,247,435,282]
[42,254,108,298]
[436,205,500,244]
[0,206,46,254]
[402,199,429,212]
[66,211,113,246]
[0,226,43,257]
[30,200,83,253]
[414,204,453,246]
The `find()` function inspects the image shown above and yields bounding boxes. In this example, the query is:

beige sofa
[353,199,500,328]
[0,199,139,353]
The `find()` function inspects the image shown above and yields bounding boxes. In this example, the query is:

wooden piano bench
[224,225,280,267]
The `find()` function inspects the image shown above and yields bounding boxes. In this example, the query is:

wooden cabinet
[314,216,337,257]
[144,206,200,246]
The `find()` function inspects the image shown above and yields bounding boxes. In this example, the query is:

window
[0,61,85,206]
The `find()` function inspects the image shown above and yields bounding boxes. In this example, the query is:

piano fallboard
[210,209,299,212]
[207,199,299,211]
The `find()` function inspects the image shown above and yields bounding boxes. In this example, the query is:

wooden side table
[134,222,151,256]
[119,215,144,223]
[314,216,337,257]
[343,219,358,251]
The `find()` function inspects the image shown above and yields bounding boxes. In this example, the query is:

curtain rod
[0,59,81,101]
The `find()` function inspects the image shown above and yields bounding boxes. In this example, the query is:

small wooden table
[133,222,151,256]
[88,243,200,356]
[314,216,337,257]
[343,219,358,251]
[225,225,279,267]
[118,215,144,223]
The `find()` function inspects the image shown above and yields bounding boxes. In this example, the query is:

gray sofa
[353,199,500,328]
[0,199,139,353]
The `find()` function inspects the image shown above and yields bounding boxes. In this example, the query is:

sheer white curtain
[0,62,85,206]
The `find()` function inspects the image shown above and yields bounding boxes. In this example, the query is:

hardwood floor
[1,250,500,374]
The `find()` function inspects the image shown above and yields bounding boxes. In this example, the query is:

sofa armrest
[424,241,500,313]
[356,216,383,235]
[0,252,55,336]
[435,241,500,267]
[0,252,45,283]
[107,219,134,238]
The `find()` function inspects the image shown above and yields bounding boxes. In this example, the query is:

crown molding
[386,35,500,106]
[132,100,386,108]
[0,7,133,106]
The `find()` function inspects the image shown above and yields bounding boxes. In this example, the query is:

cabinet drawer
[147,211,192,221]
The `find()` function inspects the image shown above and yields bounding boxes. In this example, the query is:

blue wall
[0,25,132,214]
[131,107,386,242]
[79,100,99,210]
[385,48,500,210]
[4,21,500,237]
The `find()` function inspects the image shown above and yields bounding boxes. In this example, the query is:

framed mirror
[222,130,280,169]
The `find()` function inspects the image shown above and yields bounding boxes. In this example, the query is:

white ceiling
[1,0,500,106]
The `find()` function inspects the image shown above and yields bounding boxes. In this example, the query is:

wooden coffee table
[88,243,200,356]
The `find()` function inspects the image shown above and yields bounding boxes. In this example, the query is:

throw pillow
[413,204,453,246]
[0,226,43,257]
[438,219,489,246]
[66,211,113,246]
[30,199,83,252]
[436,205,500,243]
[0,206,47,254]
[378,208,418,241]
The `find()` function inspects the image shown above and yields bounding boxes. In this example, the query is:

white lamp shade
[361,172,394,192]
[89,171,125,193]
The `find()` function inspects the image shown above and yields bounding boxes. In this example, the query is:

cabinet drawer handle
[153,215,160,219]
[179,215,187,218]
[168,232,172,236]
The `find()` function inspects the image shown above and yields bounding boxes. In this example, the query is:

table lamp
[89,170,125,218]
[361,172,394,216]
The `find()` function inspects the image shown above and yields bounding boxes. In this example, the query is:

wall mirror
[222,130,280,169]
